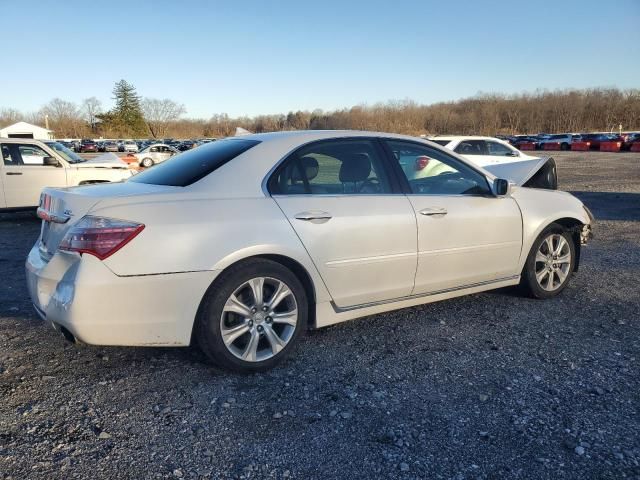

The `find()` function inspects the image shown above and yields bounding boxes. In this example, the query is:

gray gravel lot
[1,151,639,479]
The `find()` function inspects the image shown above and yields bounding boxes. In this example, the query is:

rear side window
[130,139,260,186]
[454,140,486,155]
[268,139,392,195]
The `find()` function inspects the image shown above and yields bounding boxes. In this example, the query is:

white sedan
[132,143,179,167]
[26,131,593,372]
[429,136,558,190]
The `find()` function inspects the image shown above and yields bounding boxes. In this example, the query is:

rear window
[429,139,450,146]
[129,138,260,187]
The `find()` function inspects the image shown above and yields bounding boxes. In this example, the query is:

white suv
[0,138,134,210]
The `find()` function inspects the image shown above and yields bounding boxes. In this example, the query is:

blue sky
[1,0,638,118]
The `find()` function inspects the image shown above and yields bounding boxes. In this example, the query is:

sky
[1,0,639,118]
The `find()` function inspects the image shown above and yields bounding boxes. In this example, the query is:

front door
[384,139,523,294]
[1,142,67,208]
[269,138,417,308]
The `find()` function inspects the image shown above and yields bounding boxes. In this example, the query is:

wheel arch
[192,253,321,346]
[549,217,584,272]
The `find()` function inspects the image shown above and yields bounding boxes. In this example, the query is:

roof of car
[235,130,439,146]
[0,137,49,144]
[427,136,503,142]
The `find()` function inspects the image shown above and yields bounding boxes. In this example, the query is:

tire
[196,258,307,372]
[520,223,576,299]
[141,158,154,168]
[561,142,570,151]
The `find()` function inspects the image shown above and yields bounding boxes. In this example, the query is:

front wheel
[141,157,154,168]
[520,224,576,299]
[196,259,307,372]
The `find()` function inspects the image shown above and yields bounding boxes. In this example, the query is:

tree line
[1,84,638,139]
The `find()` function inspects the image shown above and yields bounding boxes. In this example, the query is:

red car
[79,141,98,153]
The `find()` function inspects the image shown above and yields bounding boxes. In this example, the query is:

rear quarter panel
[92,196,331,303]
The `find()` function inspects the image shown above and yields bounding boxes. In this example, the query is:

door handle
[6,172,23,176]
[294,211,332,223]
[419,207,447,216]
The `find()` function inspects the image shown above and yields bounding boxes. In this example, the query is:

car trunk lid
[37,182,174,261]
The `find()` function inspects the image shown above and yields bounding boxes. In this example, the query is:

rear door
[270,138,417,308]
[383,139,522,294]
[1,142,67,208]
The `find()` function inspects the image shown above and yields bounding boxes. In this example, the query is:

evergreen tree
[110,80,147,136]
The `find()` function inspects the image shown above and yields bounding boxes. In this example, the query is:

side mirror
[506,150,519,157]
[43,156,60,167]
[494,178,510,196]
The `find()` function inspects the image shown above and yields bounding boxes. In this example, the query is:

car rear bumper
[25,245,219,347]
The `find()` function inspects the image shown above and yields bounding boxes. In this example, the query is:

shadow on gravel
[0,211,39,223]
[570,191,640,221]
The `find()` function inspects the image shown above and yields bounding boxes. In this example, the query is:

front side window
[454,140,486,155]
[485,141,514,156]
[269,139,391,195]
[1,144,53,166]
[386,140,491,195]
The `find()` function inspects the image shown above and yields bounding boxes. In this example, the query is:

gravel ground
[1,151,639,480]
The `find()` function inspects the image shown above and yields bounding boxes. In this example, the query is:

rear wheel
[196,259,307,372]
[141,157,154,168]
[520,224,575,299]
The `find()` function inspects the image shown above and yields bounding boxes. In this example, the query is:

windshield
[45,141,85,163]
[429,140,450,146]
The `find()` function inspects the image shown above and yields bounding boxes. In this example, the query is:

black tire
[520,223,576,299]
[561,142,569,151]
[141,158,154,168]
[195,258,307,372]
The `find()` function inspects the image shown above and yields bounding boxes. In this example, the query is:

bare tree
[39,98,84,138]
[0,108,24,128]
[82,97,102,132]
[141,98,186,138]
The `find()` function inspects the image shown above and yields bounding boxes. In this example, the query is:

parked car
[536,134,576,150]
[428,136,557,189]
[511,135,541,148]
[25,131,593,372]
[131,143,178,167]
[0,138,134,210]
[123,140,139,153]
[104,141,119,152]
[580,133,621,150]
[622,132,640,150]
[79,140,98,153]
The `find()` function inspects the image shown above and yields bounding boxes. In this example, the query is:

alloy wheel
[220,277,298,362]
[534,234,572,291]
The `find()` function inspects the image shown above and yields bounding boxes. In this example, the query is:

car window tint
[454,140,486,155]
[270,139,391,195]
[386,140,491,196]
[429,139,450,146]
[485,141,513,156]
[130,139,260,187]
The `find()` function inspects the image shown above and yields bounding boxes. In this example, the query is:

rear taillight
[415,155,430,170]
[59,216,144,260]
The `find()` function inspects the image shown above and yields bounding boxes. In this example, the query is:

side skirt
[314,275,520,328]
